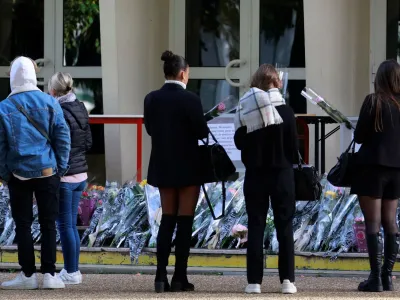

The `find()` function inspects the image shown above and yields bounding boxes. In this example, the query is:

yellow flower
[140,179,147,187]
[325,191,337,198]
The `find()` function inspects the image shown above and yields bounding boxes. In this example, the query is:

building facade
[0,0,395,183]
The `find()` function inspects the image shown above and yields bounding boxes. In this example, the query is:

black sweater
[354,94,400,167]
[234,105,299,171]
[144,83,209,187]
[60,100,92,176]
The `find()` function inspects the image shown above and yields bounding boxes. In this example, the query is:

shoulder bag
[198,130,236,220]
[293,153,322,201]
[327,140,356,187]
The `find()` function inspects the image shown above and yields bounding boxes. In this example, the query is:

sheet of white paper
[207,123,241,161]
[200,116,241,162]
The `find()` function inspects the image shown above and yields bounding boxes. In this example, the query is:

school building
[0,0,396,183]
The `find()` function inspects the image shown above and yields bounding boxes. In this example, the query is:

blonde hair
[7,56,40,76]
[48,72,74,97]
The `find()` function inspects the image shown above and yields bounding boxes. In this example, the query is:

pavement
[0,273,399,300]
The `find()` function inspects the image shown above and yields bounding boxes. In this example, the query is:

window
[185,0,240,67]
[259,0,305,67]
[63,0,101,66]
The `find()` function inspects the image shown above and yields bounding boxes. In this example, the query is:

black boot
[382,233,400,291]
[358,233,383,292]
[155,214,177,293]
[171,215,195,292]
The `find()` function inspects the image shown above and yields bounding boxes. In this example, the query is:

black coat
[234,105,299,171]
[354,94,400,167]
[144,83,209,188]
[60,99,92,176]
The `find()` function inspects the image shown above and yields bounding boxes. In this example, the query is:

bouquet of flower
[301,87,353,129]
[0,209,15,246]
[231,224,248,248]
[204,95,238,121]
[145,184,162,248]
[276,65,289,100]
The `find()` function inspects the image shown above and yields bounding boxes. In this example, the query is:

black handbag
[198,131,236,220]
[293,153,322,201]
[327,140,356,187]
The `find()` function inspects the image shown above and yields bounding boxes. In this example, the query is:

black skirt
[351,165,400,199]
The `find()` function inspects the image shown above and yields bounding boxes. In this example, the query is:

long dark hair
[373,60,400,131]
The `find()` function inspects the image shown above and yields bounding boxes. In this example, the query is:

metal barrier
[88,115,311,181]
[89,115,144,181]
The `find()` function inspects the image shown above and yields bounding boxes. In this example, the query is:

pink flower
[354,217,365,223]
[98,200,103,206]
[232,224,248,237]
[217,102,226,112]
[232,224,248,248]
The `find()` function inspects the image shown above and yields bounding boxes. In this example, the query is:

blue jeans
[57,181,86,273]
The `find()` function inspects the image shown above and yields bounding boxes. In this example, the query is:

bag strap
[345,139,355,153]
[201,128,220,146]
[202,182,226,220]
[9,97,51,143]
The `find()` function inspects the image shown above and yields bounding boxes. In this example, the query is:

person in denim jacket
[0,57,71,290]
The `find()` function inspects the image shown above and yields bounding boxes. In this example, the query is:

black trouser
[244,168,296,284]
[8,175,60,276]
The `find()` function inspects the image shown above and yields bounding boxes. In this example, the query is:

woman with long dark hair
[144,51,209,293]
[352,60,400,292]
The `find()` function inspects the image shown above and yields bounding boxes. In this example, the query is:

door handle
[224,59,246,87]
[34,58,51,86]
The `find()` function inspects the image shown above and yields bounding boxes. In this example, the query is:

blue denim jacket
[0,91,71,181]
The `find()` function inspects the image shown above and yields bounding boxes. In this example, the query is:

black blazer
[144,83,209,188]
[234,105,299,171]
[354,94,400,167]
[60,99,92,176]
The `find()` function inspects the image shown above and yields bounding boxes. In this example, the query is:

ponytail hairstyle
[48,72,74,97]
[161,50,188,79]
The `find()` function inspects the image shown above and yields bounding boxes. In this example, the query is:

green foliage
[63,0,100,53]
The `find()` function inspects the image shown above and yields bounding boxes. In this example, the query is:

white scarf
[234,87,285,133]
[57,92,76,104]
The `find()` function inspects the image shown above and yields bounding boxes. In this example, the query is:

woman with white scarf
[234,64,299,295]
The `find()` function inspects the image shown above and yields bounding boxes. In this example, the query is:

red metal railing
[89,115,144,181]
[88,115,310,181]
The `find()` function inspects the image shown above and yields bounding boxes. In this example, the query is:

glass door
[0,0,105,183]
[0,0,50,96]
[170,0,252,113]
[170,0,306,113]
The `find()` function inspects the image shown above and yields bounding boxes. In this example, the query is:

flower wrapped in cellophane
[301,87,353,129]
[112,182,148,248]
[0,209,14,246]
[145,184,162,248]
[204,95,238,121]
[206,179,245,249]
[307,184,347,252]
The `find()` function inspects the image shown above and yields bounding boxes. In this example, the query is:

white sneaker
[282,279,297,294]
[245,284,261,294]
[76,271,83,284]
[59,269,81,285]
[1,272,39,290]
[42,273,65,289]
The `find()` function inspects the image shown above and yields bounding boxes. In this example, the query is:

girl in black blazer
[144,51,209,293]
[351,60,400,292]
